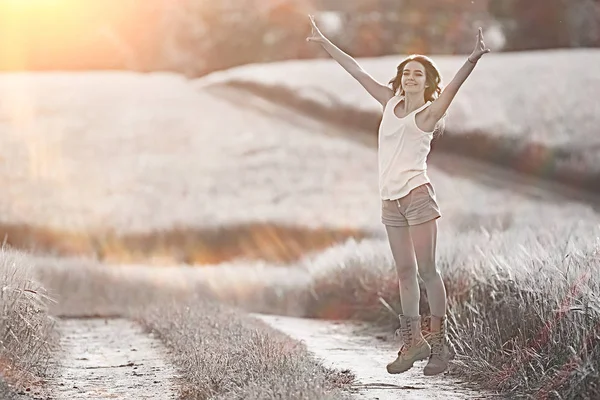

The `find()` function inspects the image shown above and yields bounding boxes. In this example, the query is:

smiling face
[401,61,427,95]
[389,55,443,102]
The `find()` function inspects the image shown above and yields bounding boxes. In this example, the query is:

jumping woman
[306,15,490,375]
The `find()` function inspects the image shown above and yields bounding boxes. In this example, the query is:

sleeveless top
[378,95,434,200]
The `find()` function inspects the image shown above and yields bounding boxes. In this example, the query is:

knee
[396,265,418,282]
[418,264,440,283]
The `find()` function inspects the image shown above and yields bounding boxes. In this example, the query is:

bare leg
[384,225,420,317]
[410,219,455,376]
[384,224,431,374]
[409,219,446,318]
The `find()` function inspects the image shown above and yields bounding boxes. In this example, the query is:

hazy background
[1,0,598,76]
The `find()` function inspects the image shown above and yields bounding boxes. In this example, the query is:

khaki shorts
[381,183,441,227]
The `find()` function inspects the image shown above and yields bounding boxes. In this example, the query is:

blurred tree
[489,0,571,50]
[141,0,494,76]
[3,0,595,75]
[339,0,491,56]
[564,0,600,47]
[154,0,313,76]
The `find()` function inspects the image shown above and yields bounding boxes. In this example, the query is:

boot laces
[394,324,413,355]
[424,319,447,356]
[424,331,445,355]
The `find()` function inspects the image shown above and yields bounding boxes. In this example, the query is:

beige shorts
[381,183,441,227]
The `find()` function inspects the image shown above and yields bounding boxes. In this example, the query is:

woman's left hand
[469,27,491,63]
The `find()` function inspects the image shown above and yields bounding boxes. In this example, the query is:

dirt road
[257,314,489,400]
[47,318,178,400]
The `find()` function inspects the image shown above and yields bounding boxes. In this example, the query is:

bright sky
[0,0,144,70]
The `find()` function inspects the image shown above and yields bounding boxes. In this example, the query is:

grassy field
[0,69,598,399]
[299,212,600,398]
[6,254,352,400]
[197,49,600,150]
[196,49,600,194]
[0,72,379,265]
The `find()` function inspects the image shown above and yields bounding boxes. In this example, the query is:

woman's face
[401,61,427,95]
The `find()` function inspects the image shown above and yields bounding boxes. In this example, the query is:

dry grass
[0,379,23,400]
[296,213,600,399]
[26,211,599,399]
[0,221,368,266]
[0,248,58,399]
[31,255,310,319]
[137,296,354,400]
[26,194,589,399]
[34,207,591,399]
[28,257,353,399]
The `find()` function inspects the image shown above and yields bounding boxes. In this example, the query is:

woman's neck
[402,92,426,112]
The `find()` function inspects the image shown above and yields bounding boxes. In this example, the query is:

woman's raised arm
[427,27,491,123]
[306,15,393,107]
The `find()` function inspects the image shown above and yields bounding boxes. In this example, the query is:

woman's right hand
[306,14,326,43]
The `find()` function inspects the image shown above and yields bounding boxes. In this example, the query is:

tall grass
[20,206,600,399]
[298,216,600,399]
[0,247,57,397]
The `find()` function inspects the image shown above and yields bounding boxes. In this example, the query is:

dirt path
[47,318,178,400]
[256,314,489,400]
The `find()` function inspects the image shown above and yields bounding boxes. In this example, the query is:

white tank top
[378,95,433,200]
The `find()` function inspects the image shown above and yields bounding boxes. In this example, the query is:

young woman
[307,15,490,376]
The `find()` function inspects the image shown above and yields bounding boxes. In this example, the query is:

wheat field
[197,49,600,173]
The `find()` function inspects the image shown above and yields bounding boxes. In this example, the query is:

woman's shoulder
[382,93,402,110]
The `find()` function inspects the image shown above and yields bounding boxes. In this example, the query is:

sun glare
[0,0,134,184]
[0,0,138,70]
[1,0,76,15]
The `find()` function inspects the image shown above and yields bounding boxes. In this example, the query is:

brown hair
[389,54,446,136]
[389,54,443,101]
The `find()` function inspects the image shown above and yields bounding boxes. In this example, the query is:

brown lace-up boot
[423,315,457,376]
[386,314,431,374]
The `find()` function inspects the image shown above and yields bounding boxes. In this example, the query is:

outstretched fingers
[306,14,324,43]
[475,27,483,47]
[475,27,491,55]
[308,14,317,29]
